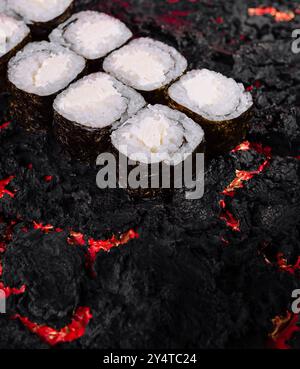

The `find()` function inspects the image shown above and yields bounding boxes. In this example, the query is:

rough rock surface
[0,0,299,349]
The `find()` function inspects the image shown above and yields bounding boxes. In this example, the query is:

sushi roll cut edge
[103,37,188,105]
[53,72,146,162]
[110,104,205,199]
[0,14,31,86]
[166,69,253,156]
[7,41,86,131]
[8,0,75,40]
[49,10,133,73]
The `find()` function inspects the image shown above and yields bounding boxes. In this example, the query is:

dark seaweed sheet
[0,0,299,349]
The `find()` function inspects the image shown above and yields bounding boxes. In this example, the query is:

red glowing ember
[215,16,224,24]
[248,7,295,22]
[0,282,26,298]
[68,231,85,246]
[222,163,269,197]
[12,306,92,346]
[0,176,15,199]
[0,121,11,131]
[219,200,240,232]
[223,141,272,197]
[87,229,139,266]
[219,141,272,231]
[277,253,300,275]
[33,221,55,233]
[268,311,300,349]
[43,175,53,183]
[33,221,63,234]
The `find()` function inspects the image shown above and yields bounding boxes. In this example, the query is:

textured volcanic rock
[227,156,300,238]
[3,229,86,327]
[0,0,299,350]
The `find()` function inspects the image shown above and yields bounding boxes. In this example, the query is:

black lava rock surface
[0,0,299,349]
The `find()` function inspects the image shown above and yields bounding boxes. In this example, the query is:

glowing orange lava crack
[0,176,15,199]
[219,141,272,231]
[268,311,300,349]
[248,7,295,22]
[87,229,139,266]
[12,307,93,346]
[277,253,300,275]
[0,121,11,131]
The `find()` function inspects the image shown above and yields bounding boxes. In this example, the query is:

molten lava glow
[33,221,63,233]
[219,200,240,232]
[0,176,15,199]
[277,253,300,275]
[231,141,272,159]
[87,229,139,266]
[219,141,272,230]
[0,121,11,131]
[32,221,139,268]
[12,307,93,346]
[222,163,269,197]
[3,221,137,345]
[0,282,26,298]
[248,7,295,22]
[215,16,224,24]
[67,231,85,246]
[268,311,300,349]
[43,175,53,183]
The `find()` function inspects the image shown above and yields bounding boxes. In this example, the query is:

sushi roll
[0,13,30,86]
[103,37,187,104]
[167,69,253,155]
[53,72,146,162]
[110,104,205,198]
[49,11,133,73]
[6,0,74,39]
[8,41,86,131]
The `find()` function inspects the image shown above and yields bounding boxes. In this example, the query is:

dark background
[0,0,299,349]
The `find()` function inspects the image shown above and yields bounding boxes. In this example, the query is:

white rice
[111,104,204,165]
[53,72,146,129]
[8,41,86,96]
[103,38,187,91]
[168,69,253,122]
[0,13,29,58]
[7,0,73,24]
[49,11,132,60]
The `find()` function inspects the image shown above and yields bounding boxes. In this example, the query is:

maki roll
[167,69,253,155]
[110,104,205,198]
[6,0,74,39]
[103,37,187,104]
[8,41,86,131]
[53,72,146,162]
[0,13,30,85]
[49,11,133,72]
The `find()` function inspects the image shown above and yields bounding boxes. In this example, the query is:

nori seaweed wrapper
[110,139,205,199]
[53,110,112,163]
[166,93,252,156]
[140,85,170,106]
[7,65,87,132]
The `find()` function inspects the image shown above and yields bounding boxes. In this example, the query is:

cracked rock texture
[0,0,299,349]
